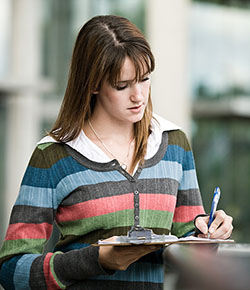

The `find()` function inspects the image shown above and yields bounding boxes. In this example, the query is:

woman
[0,15,233,289]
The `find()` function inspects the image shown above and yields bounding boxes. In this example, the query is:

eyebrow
[116,72,150,84]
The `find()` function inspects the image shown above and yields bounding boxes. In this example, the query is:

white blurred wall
[146,0,191,135]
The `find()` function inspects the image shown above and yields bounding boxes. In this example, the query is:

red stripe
[5,222,53,241]
[173,205,205,223]
[57,193,134,222]
[57,193,178,222]
[43,253,60,290]
[140,193,176,211]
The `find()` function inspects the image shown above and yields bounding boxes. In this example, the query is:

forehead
[118,57,148,81]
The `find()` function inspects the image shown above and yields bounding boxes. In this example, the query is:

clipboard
[92,227,235,246]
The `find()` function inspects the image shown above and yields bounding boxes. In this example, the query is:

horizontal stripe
[140,193,176,211]
[16,185,54,208]
[168,130,190,150]
[10,205,54,224]
[173,205,205,223]
[55,243,90,252]
[171,220,195,237]
[140,160,182,181]
[14,254,39,290]
[54,170,127,208]
[29,144,68,168]
[5,223,53,241]
[57,193,134,222]
[0,239,47,259]
[57,210,134,236]
[140,210,173,229]
[61,178,179,206]
[57,193,176,223]
[176,189,203,207]
[163,145,195,170]
[22,159,126,189]
[91,262,163,283]
[58,209,173,237]
[16,170,128,209]
[179,169,199,190]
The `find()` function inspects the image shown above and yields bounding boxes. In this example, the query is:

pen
[208,187,221,234]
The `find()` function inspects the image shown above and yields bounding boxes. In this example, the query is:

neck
[85,119,135,173]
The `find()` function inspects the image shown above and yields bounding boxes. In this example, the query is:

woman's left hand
[195,210,233,239]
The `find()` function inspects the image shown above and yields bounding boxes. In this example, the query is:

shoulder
[151,114,191,151]
[29,136,68,168]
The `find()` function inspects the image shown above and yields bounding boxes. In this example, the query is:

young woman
[0,15,233,290]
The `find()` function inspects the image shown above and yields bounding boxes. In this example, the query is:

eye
[116,84,128,91]
[141,77,150,82]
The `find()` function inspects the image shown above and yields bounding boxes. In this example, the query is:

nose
[130,83,143,103]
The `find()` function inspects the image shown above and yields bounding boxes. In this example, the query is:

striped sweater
[0,129,205,289]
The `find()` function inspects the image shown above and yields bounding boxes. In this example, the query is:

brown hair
[49,15,155,169]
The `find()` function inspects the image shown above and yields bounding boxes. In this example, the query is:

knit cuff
[194,214,209,237]
[53,246,114,288]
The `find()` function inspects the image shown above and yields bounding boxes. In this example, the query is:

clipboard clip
[127,225,153,244]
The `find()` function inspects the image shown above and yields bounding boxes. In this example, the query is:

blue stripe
[91,262,164,283]
[16,170,127,209]
[14,254,39,290]
[54,243,90,252]
[140,160,182,181]
[0,256,22,290]
[179,170,199,190]
[163,145,195,170]
[22,156,87,188]
[54,170,126,208]
[15,185,54,208]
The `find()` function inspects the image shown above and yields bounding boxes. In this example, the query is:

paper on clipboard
[93,234,235,246]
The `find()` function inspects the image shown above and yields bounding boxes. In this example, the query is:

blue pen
[208,187,221,229]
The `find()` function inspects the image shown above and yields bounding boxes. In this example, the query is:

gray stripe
[60,178,180,206]
[176,188,203,207]
[10,205,55,224]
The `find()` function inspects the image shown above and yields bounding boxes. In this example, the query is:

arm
[0,145,109,289]
[170,131,205,237]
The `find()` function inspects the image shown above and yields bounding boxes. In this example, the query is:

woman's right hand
[98,236,161,271]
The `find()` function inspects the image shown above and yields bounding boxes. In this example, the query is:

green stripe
[168,130,190,151]
[171,220,195,237]
[58,210,135,236]
[0,239,46,259]
[37,142,54,150]
[29,143,68,168]
[140,209,173,229]
[58,209,174,236]
[50,252,67,289]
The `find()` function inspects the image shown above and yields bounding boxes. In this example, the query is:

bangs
[106,46,155,87]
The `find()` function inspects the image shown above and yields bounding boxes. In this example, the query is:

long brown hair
[49,15,155,168]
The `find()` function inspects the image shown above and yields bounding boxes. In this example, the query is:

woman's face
[93,57,151,125]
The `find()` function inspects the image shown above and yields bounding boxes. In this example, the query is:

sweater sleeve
[0,145,109,290]
[171,132,205,237]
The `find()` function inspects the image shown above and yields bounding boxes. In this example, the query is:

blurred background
[0,0,250,249]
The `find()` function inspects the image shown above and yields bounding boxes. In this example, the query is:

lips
[128,103,143,110]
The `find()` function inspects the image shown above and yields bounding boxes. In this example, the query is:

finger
[209,212,233,239]
[209,218,233,239]
[195,216,209,235]
[208,210,227,235]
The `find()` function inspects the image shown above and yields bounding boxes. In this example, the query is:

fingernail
[209,227,214,234]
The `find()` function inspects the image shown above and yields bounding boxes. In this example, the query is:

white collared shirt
[38,114,180,163]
